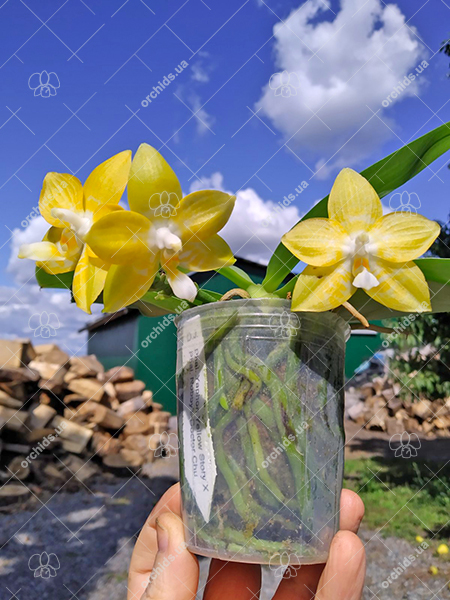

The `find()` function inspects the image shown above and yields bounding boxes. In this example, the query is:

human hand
[128,483,365,600]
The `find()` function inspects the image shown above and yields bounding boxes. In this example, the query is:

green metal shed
[83,258,382,414]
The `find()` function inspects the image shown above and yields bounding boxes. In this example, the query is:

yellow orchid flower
[86,143,236,312]
[19,151,131,313]
[282,168,440,313]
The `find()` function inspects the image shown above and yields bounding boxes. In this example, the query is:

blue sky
[1,0,450,349]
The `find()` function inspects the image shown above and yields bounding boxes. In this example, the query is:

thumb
[141,512,199,600]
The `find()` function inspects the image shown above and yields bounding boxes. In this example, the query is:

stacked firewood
[0,338,173,497]
[346,376,450,436]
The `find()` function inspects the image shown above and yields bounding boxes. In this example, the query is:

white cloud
[190,172,301,264]
[257,0,427,176]
[188,92,215,136]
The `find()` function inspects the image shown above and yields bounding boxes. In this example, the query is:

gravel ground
[1,473,449,600]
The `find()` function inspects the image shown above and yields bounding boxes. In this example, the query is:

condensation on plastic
[176,299,350,565]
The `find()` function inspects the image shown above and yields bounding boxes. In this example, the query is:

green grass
[344,459,450,542]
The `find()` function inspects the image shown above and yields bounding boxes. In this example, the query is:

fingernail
[156,517,169,553]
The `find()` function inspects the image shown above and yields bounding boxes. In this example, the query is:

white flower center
[348,232,379,291]
[51,208,93,241]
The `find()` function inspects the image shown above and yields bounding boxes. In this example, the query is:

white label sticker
[181,314,216,523]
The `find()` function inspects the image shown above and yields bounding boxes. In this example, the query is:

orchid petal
[174,190,235,240]
[128,143,182,219]
[291,261,354,312]
[165,266,198,302]
[178,235,235,271]
[281,218,348,267]
[365,258,432,312]
[103,263,158,312]
[39,173,83,228]
[86,211,154,266]
[19,241,64,262]
[83,150,131,212]
[328,168,382,234]
[370,212,440,263]
[72,246,108,314]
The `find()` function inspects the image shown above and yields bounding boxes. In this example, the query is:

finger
[128,484,182,600]
[141,512,199,600]
[272,488,364,599]
[203,559,261,600]
[340,489,365,533]
[316,531,366,600]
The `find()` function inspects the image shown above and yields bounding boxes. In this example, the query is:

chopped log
[122,434,150,457]
[68,378,105,402]
[8,456,30,481]
[27,428,58,445]
[27,404,56,430]
[385,417,405,436]
[63,393,86,404]
[0,406,28,431]
[123,412,151,436]
[365,407,389,431]
[77,402,124,430]
[115,380,146,402]
[51,416,93,454]
[34,345,69,366]
[103,450,142,468]
[102,365,134,384]
[409,399,433,420]
[0,381,27,402]
[0,390,23,409]
[91,431,121,457]
[0,366,39,383]
[0,484,31,502]
[63,370,79,385]
[0,339,35,369]
[69,355,104,377]
[102,381,116,400]
[62,455,98,482]
[117,393,151,417]
[422,420,435,434]
[39,392,52,405]
[148,411,171,425]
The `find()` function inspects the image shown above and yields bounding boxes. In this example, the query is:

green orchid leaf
[35,266,74,290]
[217,265,255,290]
[264,121,450,292]
[416,258,450,286]
[137,290,195,315]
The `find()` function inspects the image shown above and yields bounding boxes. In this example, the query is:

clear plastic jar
[176,299,350,565]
